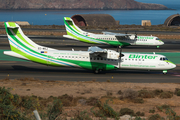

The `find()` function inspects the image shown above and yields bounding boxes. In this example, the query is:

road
[0,35,180,82]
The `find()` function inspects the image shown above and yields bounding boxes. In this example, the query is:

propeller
[118,45,123,68]
[125,31,128,35]
[135,31,137,39]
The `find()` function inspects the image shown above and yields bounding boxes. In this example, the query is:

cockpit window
[156,38,160,40]
[160,57,168,61]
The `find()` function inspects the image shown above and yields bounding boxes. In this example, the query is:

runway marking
[172,75,180,77]
[0,61,17,63]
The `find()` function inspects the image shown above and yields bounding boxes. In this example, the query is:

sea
[0,0,180,25]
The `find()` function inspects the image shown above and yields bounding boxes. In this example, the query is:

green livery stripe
[164,60,175,65]
[64,18,81,33]
[67,31,129,46]
[5,23,47,58]
[64,18,130,47]
[8,22,16,27]
[5,22,118,71]
[67,31,98,44]
[56,58,117,70]
[11,28,34,48]
[64,19,108,44]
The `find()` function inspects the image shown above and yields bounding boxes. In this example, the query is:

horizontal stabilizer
[4,51,28,60]
[63,35,78,40]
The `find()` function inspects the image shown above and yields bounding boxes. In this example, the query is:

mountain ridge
[0,0,169,10]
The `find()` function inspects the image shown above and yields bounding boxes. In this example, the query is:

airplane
[4,22,175,74]
[63,17,164,48]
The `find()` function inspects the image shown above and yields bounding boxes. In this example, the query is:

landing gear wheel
[163,70,167,74]
[94,69,102,74]
[95,70,99,74]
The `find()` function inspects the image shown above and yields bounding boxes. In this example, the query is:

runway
[0,35,180,82]
[0,61,180,83]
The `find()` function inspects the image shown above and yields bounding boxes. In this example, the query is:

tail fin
[63,17,94,36]
[4,22,55,52]
[4,22,41,51]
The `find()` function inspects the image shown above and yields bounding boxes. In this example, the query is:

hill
[0,0,168,10]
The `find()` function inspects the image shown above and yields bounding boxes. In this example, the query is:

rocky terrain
[0,0,168,10]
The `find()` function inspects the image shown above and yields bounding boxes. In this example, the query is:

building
[71,14,118,27]
[164,14,180,26]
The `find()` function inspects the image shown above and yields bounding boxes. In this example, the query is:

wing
[102,32,136,43]
[102,31,132,36]
[88,46,107,57]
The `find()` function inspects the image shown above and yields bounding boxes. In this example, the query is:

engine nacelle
[106,50,119,59]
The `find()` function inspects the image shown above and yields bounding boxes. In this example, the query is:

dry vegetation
[1,77,180,119]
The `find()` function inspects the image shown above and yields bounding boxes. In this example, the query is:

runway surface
[0,35,180,82]
[0,61,180,83]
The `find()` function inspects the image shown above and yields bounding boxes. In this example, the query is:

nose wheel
[163,70,167,74]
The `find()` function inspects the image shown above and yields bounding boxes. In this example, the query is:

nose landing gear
[163,70,167,74]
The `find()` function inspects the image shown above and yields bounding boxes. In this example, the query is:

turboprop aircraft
[4,22,175,74]
[63,17,164,48]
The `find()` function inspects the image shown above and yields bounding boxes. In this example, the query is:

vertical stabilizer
[63,17,94,36]
[4,22,55,52]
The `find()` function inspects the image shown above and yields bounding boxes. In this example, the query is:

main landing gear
[94,69,103,74]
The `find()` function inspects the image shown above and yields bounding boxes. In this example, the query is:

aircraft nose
[171,63,176,69]
[159,40,164,45]
[161,41,164,45]
[156,40,164,45]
